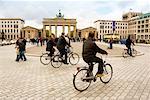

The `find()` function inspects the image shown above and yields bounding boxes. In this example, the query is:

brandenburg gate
[42,10,77,38]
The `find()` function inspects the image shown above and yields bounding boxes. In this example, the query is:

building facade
[21,26,39,39]
[94,20,128,41]
[94,12,150,43]
[0,18,25,40]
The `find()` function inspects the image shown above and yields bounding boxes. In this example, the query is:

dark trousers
[84,56,104,74]
[59,48,67,63]
[127,46,132,56]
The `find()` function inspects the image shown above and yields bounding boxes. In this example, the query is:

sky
[0,0,150,30]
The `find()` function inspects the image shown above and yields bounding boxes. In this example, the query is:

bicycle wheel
[73,69,92,92]
[122,50,128,58]
[51,55,62,68]
[132,49,137,57]
[40,53,51,65]
[69,52,80,65]
[100,63,113,84]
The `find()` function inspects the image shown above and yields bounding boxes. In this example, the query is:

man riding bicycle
[57,33,71,64]
[82,32,108,77]
[125,35,135,56]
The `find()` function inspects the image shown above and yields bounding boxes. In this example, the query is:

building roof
[22,26,39,30]
[94,19,128,23]
[137,13,150,19]
[0,18,24,22]
[81,27,96,31]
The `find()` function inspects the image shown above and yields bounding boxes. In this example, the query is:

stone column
[55,25,57,37]
[62,25,65,33]
[49,25,51,36]
[68,25,70,37]
[73,25,76,38]
[43,25,46,38]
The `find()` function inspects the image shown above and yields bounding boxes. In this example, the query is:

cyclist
[46,35,56,57]
[56,33,71,64]
[82,32,108,77]
[125,35,135,56]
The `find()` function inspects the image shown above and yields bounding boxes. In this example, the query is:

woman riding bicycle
[82,32,108,77]
[46,35,56,57]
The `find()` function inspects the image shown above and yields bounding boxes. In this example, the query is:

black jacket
[82,38,107,59]
[56,36,70,50]
[46,39,56,51]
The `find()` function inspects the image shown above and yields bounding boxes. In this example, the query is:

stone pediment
[22,26,39,30]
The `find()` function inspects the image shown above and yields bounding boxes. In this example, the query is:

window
[138,30,140,33]
[138,26,140,28]
[145,35,148,39]
[145,29,148,33]
[100,25,104,29]
[14,25,18,28]
[138,21,140,24]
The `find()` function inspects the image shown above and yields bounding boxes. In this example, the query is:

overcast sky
[0,0,150,29]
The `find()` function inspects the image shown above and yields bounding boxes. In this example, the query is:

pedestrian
[15,37,27,61]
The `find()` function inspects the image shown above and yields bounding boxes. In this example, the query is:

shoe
[96,73,104,77]
[24,59,27,61]
[64,62,69,64]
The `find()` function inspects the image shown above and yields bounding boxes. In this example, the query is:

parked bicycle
[122,45,137,58]
[73,55,113,92]
[51,47,80,68]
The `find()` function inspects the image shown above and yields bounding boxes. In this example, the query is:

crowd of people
[15,32,134,77]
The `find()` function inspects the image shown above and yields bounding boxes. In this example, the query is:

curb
[109,52,144,57]
[136,44,150,47]
[26,52,144,58]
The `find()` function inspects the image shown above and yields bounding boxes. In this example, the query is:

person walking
[16,37,27,61]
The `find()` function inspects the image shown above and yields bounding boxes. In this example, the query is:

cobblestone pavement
[26,42,142,57]
[0,43,150,100]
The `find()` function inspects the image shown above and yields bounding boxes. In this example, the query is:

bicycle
[73,55,113,92]
[40,52,52,65]
[51,47,80,68]
[122,45,137,58]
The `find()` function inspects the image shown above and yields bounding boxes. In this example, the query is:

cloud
[0,0,149,29]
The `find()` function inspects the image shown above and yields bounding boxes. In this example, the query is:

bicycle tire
[40,53,51,65]
[100,63,113,84]
[51,55,62,68]
[69,52,80,65]
[73,69,92,92]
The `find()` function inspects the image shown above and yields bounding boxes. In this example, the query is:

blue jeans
[16,51,26,61]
